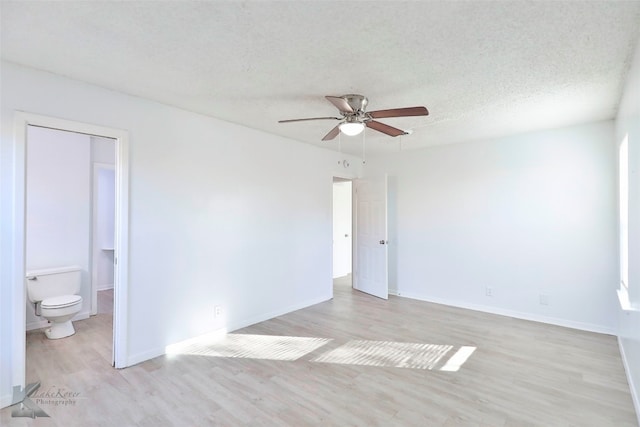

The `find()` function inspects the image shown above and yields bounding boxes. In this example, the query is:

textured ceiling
[2,1,640,156]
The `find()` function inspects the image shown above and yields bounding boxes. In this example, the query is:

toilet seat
[41,294,82,309]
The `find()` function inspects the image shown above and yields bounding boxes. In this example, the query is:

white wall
[0,61,362,406]
[615,33,640,422]
[332,180,352,278]
[25,127,92,329]
[364,121,618,333]
[92,135,116,165]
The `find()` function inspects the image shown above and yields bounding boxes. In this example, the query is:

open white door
[354,176,388,299]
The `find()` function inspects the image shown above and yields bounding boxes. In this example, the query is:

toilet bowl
[26,266,83,339]
[40,294,83,339]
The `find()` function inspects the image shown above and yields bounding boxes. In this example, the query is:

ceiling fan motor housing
[342,94,368,114]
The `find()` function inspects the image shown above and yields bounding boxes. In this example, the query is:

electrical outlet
[214,306,222,317]
[485,287,493,297]
[539,294,550,306]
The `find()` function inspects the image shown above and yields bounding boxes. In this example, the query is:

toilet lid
[41,295,82,309]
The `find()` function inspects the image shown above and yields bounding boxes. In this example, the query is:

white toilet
[26,266,83,339]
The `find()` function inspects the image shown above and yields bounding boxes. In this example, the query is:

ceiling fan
[278,94,429,141]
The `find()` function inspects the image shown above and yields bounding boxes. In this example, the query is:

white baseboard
[618,337,640,426]
[26,311,91,331]
[26,319,50,331]
[398,291,616,335]
[1,392,13,409]
[98,284,114,291]
[126,347,166,368]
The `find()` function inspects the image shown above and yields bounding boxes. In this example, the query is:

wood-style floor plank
[2,278,637,426]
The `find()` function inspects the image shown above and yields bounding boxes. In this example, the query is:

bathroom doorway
[13,113,129,391]
[25,129,116,326]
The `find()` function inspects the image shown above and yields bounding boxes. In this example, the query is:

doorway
[12,112,129,391]
[333,178,353,288]
[92,160,116,316]
[24,128,116,325]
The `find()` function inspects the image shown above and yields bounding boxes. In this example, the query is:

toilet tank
[25,266,81,303]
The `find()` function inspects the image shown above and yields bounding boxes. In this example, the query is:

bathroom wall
[95,167,115,289]
[25,126,92,329]
[92,136,116,291]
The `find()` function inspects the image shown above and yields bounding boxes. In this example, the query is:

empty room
[1,1,639,426]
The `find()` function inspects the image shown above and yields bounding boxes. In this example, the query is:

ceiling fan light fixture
[339,121,365,136]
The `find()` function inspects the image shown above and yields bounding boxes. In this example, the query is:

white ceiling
[2,1,640,156]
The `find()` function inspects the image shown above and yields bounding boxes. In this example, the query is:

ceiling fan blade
[321,125,341,141]
[366,120,407,137]
[368,106,429,119]
[279,116,341,123]
[325,96,354,113]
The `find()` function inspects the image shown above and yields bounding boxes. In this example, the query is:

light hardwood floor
[97,288,114,315]
[2,282,637,426]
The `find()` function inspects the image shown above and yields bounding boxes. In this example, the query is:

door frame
[12,112,130,390]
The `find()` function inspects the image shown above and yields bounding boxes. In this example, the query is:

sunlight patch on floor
[311,340,456,370]
[167,333,332,361]
[440,346,476,372]
[167,332,476,371]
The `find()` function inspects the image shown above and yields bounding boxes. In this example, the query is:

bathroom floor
[20,289,114,408]
[97,288,114,314]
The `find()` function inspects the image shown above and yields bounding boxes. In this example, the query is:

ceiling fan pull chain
[362,129,366,164]
[338,131,342,153]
